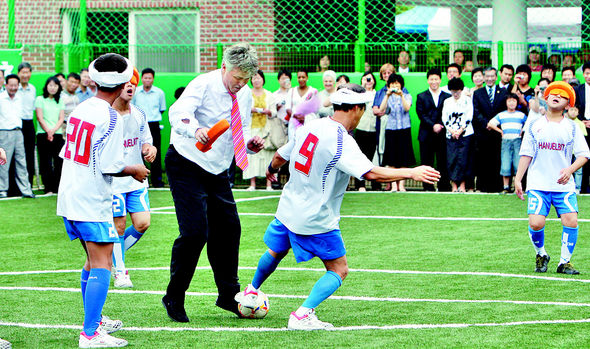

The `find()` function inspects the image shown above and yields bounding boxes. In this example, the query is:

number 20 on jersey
[64,117,96,166]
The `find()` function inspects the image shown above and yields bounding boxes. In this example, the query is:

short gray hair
[483,66,497,74]
[223,43,259,77]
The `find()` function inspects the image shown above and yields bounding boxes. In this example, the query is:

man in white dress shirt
[162,43,265,323]
[0,74,34,198]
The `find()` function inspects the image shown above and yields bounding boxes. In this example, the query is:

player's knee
[529,218,545,231]
[331,265,348,281]
[269,249,288,260]
[134,219,150,233]
[562,216,578,228]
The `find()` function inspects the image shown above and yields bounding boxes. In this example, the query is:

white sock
[536,246,548,257]
[112,240,125,273]
[295,306,312,317]
[246,284,258,293]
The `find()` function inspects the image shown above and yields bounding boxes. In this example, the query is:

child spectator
[487,93,527,193]
[512,64,535,114]
[515,81,590,275]
[442,78,474,193]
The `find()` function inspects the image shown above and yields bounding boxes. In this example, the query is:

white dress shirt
[168,69,253,175]
[585,84,590,120]
[429,88,442,108]
[0,91,23,130]
[17,83,36,120]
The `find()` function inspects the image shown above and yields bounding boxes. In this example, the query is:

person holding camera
[354,72,379,191]
[377,74,415,192]
[511,64,535,115]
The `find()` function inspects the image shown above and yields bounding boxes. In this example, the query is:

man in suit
[498,64,514,91]
[472,66,507,192]
[574,61,590,192]
[416,68,451,191]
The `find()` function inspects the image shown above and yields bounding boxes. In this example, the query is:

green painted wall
[29,70,548,170]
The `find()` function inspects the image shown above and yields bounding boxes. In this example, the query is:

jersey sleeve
[573,123,590,159]
[335,133,374,180]
[138,108,153,145]
[277,135,296,161]
[519,121,535,157]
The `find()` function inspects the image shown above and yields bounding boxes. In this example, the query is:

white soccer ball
[237,290,270,319]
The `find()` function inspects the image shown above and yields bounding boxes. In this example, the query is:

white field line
[2,266,590,284]
[150,195,281,212]
[2,318,590,332]
[2,286,590,308]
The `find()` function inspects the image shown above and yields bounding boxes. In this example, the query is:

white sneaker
[78,330,127,348]
[114,271,133,288]
[0,338,11,349]
[234,284,259,309]
[288,309,334,330]
[98,315,123,334]
[246,186,256,191]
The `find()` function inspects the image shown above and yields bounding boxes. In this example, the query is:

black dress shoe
[162,295,189,322]
[216,297,244,318]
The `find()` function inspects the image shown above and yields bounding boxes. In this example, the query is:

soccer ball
[237,290,270,319]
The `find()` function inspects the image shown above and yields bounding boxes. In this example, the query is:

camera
[366,77,372,82]
[392,88,400,93]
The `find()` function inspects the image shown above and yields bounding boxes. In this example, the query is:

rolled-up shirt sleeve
[169,79,205,139]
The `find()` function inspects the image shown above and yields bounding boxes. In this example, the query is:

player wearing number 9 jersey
[235,84,440,330]
[57,54,149,348]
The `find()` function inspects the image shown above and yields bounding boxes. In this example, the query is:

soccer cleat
[114,271,133,288]
[98,315,123,334]
[0,338,11,349]
[78,330,128,348]
[535,254,550,273]
[557,262,580,275]
[288,309,334,330]
[234,284,259,309]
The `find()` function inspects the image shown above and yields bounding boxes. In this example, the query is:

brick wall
[0,0,275,72]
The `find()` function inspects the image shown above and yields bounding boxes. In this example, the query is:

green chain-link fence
[2,0,590,73]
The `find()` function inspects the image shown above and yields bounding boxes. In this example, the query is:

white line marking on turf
[2,318,590,332]
[2,286,590,308]
[150,195,281,212]
[2,266,590,283]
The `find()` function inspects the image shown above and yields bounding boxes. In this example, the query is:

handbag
[263,116,288,150]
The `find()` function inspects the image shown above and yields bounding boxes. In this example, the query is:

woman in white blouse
[441,78,474,193]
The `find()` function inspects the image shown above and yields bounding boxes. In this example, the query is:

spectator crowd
[4,46,590,195]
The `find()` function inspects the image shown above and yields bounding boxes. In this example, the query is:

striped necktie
[228,91,248,170]
[488,87,494,104]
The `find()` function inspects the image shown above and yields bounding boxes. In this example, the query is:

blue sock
[83,268,111,336]
[124,225,144,251]
[528,226,547,256]
[302,271,342,309]
[80,268,90,307]
[252,251,281,290]
[560,226,578,264]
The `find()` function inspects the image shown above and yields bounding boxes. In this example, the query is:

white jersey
[275,118,374,235]
[57,97,127,222]
[520,116,590,192]
[112,105,153,194]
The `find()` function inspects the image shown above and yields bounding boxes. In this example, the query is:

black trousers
[354,129,378,190]
[474,132,503,193]
[37,133,64,193]
[149,121,164,187]
[165,146,241,304]
[22,120,36,186]
[419,132,451,191]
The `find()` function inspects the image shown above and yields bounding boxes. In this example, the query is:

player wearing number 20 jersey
[275,117,374,235]
[57,97,127,224]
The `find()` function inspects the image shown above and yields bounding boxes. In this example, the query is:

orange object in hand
[196,119,230,152]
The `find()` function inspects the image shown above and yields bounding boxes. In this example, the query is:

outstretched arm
[364,165,440,184]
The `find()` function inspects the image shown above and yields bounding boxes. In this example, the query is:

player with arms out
[111,68,157,288]
[515,81,590,275]
[235,84,440,330]
[57,54,150,348]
